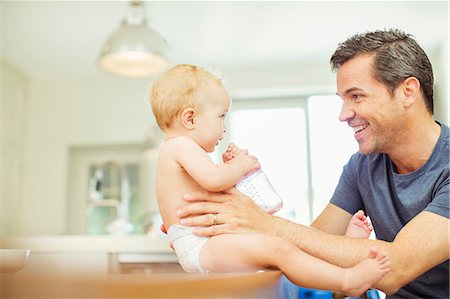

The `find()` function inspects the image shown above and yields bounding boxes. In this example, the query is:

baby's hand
[222,143,241,163]
[234,149,261,175]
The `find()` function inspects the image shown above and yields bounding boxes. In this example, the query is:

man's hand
[160,224,174,250]
[176,188,274,237]
[160,224,167,234]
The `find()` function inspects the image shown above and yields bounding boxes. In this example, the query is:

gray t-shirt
[331,122,449,299]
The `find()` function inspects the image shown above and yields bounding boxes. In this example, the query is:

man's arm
[288,203,448,294]
[311,203,353,235]
[177,192,449,295]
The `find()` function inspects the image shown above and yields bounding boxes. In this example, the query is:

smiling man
[175,29,449,298]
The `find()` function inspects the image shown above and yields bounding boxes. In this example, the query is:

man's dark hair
[330,29,434,114]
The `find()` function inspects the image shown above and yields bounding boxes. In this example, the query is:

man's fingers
[193,223,236,237]
[183,190,229,203]
[223,186,241,195]
[160,224,167,234]
[176,202,224,218]
[160,224,174,250]
[180,212,218,227]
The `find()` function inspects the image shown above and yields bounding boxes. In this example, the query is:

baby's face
[194,84,231,152]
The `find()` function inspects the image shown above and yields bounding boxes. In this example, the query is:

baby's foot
[345,210,373,239]
[342,248,390,297]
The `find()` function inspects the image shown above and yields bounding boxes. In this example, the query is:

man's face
[336,54,404,155]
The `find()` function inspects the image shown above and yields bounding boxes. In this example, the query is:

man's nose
[339,101,356,122]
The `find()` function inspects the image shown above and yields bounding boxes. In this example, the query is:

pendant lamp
[98,1,169,78]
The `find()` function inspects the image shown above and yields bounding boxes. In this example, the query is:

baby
[149,64,389,297]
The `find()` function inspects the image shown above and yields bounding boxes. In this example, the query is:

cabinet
[111,253,182,274]
[18,252,182,275]
[67,143,160,235]
[20,252,109,274]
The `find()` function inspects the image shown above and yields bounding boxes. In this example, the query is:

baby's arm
[345,210,373,239]
[172,137,260,192]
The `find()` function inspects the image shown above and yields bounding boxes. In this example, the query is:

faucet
[86,161,132,234]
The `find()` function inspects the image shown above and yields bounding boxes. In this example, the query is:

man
[174,29,449,298]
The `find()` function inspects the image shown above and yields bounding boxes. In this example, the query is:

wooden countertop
[1,270,282,299]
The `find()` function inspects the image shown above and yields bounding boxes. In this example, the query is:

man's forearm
[267,216,404,294]
[268,216,372,266]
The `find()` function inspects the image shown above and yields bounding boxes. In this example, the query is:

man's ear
[402,77,420,109]
[181,108,196,129]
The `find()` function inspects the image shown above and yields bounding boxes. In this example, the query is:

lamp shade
[98,2,169,78]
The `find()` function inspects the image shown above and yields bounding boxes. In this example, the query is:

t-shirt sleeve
[425,178,449,218]
[330,154,364,215]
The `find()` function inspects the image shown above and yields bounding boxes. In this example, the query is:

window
[221,94,357,224]
[308,95,358,218]
[227,107,309,223]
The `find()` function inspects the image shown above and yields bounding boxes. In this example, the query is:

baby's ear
[181,108,196,129]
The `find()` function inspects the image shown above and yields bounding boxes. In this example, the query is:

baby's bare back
[156,146,206,230]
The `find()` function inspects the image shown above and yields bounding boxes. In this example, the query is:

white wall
[19,76,153,234]
[0,61,28,237]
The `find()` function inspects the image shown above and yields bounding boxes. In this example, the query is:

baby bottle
[235,170,283,214]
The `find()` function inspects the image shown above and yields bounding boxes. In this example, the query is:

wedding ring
[212,213,217,226]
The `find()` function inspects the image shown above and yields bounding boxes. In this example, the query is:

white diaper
[167,224,209,273]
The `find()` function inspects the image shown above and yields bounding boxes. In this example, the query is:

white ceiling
[2,1,448,79]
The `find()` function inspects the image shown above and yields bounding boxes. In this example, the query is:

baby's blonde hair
[149,64,223,130]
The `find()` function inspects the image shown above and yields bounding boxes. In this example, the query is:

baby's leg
[272,241,389,297]
[200,234,389,297]
[340,248,390,297]
[200,233,280,272]
[345,210,373,238]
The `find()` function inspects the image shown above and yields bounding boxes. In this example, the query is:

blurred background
[1,1,448,237]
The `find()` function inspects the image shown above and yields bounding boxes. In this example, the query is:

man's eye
[352,94,361,100]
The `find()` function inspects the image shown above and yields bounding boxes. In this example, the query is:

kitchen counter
[0,234,172,253]
[0,234,179,275]
[1,236,283,298]
[1,270,282,298]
